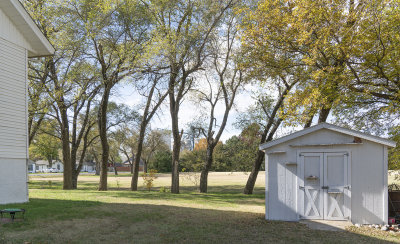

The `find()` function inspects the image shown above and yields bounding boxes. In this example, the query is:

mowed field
[0,172,399,243]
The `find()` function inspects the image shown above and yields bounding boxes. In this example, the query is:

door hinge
[344,185,350,190]
[299,186,305,190]
[321,186,329,189]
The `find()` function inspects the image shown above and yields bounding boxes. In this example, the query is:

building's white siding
[0,159,28,204]
[0,30,29,204]
[265,128,388,225]
[0,6,33,52]
[0,37,27,159]
[0,0,54,205]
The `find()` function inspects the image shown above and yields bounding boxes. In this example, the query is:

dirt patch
[3,217,120,243]
[0,218,24,224]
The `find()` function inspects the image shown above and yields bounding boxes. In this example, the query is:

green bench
[0,209,25,222]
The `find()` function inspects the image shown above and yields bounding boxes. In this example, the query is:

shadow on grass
[0,198,396,244]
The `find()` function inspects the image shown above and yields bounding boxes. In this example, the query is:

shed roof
[260,122,396,150]
[0,0,55,57]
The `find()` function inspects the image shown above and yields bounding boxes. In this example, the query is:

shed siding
[351,141,385,224]
[0,7,33,52]
[265,128,387,224]
[0,37,27,159]
[267,154,298,221]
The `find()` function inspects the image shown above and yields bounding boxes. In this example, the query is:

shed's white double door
[298,152,350,220]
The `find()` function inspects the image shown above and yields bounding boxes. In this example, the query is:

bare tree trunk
[171,132,181,194]
[131,124,146,191]
[243,151,265,194]
[130,161,133,174]
[199,145,214,193]
[243,78,294,195]
[318,107,331,123]
[28,113,45,145]
[93,153,100,175]
[130,75,167,190]
[113,162,118,175]
[169,72,182,194]
[244,119,281,194]
[143,160,148,173]
[72,172,78,189]
[98,86,111,191]
[60,109,73,190]
[95,161,100,175]
[304,113,314,128]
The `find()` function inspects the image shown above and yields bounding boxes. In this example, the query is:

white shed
[260,123,396,225]
[0,0,54,204]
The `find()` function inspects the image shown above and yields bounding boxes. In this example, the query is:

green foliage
[389,126,400,170]
[29,121,61,164]
[180,149,205,172]
[240,0,400,128]
[180,123,260,172]
[159,186,170,193]
[213,135,258,172]
[149,150,172,173]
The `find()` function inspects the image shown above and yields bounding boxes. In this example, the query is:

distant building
[82,161,96,172]
[35,160,49,172]
[120,157,145,172]
[52,161,63,172]
[34,160,63,173]
[28,160,35,173]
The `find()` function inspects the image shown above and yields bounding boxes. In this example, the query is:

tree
[149,150,172,173]
[66,0,151,191]
[218,128,259,172]
[29,121,61,166]
[108,138,123,175]
[143,0,237,193]
[112,126,138,174]
[25,0,100,189]
[130,74,169,190]
[239,0,327,194]
[28,70,49,145]
[190,10,244,193]
[242,0,400,129]
[142,130,170,171]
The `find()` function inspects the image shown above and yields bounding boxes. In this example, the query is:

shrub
[142,169,158,191]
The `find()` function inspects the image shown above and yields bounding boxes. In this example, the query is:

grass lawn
[0,172,399,243]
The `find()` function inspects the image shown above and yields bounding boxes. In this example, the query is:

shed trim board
[263,124,393,225]
[383,146,388,224]
[260,123,396,150]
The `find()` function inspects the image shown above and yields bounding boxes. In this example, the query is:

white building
[260,123,396,225]
[0,0,54,204]
[34,160,49,172]
[82,161,96,172]
[52,161,63,172]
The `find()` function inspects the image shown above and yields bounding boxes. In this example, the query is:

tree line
[27,0,400,194]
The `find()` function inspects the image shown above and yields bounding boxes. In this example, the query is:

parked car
[43,168,59,173]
